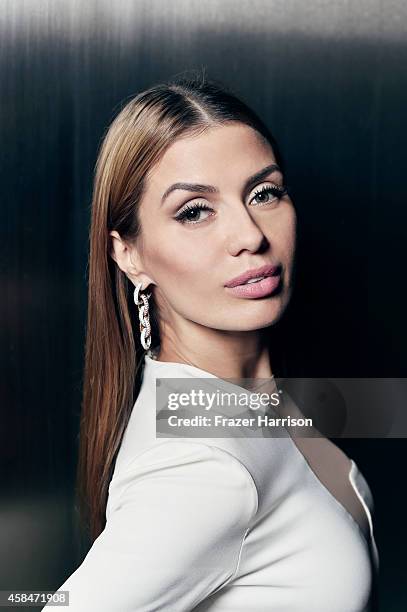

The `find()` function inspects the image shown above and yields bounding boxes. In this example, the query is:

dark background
[1,1,406,609]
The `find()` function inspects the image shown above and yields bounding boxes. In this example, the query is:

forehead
[145,123,275,194]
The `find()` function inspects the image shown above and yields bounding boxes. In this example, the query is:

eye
[174,202,215,225]
[250,183,288,207]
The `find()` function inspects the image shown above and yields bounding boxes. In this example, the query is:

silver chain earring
[134,283,152,350]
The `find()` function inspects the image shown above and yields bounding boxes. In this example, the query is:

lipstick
[224,264,282,299]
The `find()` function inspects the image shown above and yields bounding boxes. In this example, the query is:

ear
[109,230,155,288]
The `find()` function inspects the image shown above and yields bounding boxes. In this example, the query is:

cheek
[283,216,297,260]
[146,230,216,283]
[146,234,221,321]
[260,206,297,259]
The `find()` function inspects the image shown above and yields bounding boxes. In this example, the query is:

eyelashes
[252,184,288,204]
[174,202,214,225]
[174,184,289,225]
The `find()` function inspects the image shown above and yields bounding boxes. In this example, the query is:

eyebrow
[160,163,282,205]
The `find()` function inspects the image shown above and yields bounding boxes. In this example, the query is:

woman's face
[135,122,297,332]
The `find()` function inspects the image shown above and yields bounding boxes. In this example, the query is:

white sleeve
[43,441,258,612]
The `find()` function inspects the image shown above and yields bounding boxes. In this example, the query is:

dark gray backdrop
[2,1,406,610]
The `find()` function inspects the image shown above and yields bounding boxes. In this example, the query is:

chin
[220,305,286,332]
[244,297,291,330]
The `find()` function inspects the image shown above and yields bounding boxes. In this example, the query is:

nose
[225,203,269,256]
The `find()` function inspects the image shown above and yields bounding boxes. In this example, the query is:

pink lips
[224,264,280,288]
[224,264,282,299]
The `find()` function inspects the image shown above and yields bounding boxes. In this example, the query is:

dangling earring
[134,283,152,350]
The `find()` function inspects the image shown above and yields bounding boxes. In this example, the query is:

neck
[155,326,274,380]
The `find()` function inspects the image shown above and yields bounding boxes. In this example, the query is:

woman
[44,74,379,611]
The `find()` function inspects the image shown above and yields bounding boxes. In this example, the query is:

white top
[45,353,379,611]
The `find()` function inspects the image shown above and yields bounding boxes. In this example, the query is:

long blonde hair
[77,71,285,542]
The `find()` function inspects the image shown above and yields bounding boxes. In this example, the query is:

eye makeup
[251,184,288,206]
[173,183,288,225]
